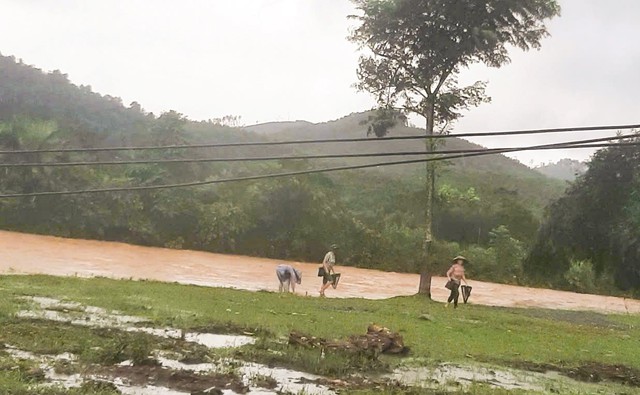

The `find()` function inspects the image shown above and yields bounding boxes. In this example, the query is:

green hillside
[0,53,566,283]
[245,112,567,216]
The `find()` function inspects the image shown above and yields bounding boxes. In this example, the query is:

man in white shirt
[319,244,338,297]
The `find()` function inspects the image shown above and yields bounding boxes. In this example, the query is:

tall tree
[349,0,560,297]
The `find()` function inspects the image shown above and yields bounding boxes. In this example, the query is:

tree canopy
[525,140,640,292]
[349,0,561,132]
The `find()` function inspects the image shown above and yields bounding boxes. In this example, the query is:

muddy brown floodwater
[1,230,639,314]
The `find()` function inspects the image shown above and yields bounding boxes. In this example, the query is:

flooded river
[1,230,638,314]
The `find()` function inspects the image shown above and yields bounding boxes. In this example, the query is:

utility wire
[0,123,638,155]
[1,140,639,168]
[1,134,638,198]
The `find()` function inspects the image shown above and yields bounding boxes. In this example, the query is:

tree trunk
[418,102,436,298]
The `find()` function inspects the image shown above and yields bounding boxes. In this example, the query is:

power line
[1,140,639,168]
[1,134,638,198]
[0,123,638,155]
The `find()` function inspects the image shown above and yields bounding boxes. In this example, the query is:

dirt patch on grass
[94,365,249,393]
[511,308,629,329]
[507,360,640,387]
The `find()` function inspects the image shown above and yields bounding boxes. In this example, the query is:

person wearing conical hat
[446,255,469,308]
[319,244,339,297]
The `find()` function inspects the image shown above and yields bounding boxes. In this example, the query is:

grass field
[1,274,639,394]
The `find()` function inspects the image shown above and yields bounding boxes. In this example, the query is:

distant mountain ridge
[535,159,587,181]
[246,112,555,179]
[246,120,314,135]
[244,112,567,215]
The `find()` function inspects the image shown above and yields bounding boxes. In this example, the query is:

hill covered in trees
[526,142,640,293]
[1,53,569,284]
[246,113,566,217]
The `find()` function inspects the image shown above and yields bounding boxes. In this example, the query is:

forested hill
[245,113,567,215]
[1,54,566,282]
[247,113,543,177]
[0,54,145,138]
[0,53,267,149]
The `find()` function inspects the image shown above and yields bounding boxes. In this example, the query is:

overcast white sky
[1,0,639,166]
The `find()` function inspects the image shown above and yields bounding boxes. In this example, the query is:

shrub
[564,259,596,293]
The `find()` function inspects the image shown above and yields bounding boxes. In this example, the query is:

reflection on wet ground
[17,296,256,349]
[2,230,639,313]
[388,363,550,392]
[5,295,635,394]
[7,296,335,395]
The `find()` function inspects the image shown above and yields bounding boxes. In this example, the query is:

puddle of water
[5,345,333,395]
[184,333,254,349]
[157,356,334,395]
[18,296,256,350]
[11,296,332,394]
[4,346,84,389]
[117,383,187,395]
[5,346,191,394]
[19,296,149,326]
[388,363,565,392]
[240,361,333,395]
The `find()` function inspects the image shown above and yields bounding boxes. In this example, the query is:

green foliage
[438,185,480,205]
[349,0,560,130]
[488,225,525,283]
[564,259,596,293]
[359,107,407,137]
[525,141,640,291]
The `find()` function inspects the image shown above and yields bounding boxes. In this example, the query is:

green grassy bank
[0,275,638,394]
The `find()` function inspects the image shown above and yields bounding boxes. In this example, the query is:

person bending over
[276,264,302,293]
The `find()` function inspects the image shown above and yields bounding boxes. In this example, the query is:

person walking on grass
[446,255,469,308]
[276,264,302,293]
[319,244,338,297]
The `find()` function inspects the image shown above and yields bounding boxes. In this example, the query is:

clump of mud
[289,323,407,355]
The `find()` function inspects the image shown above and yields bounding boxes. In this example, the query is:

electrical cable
[1,141,639,168]
[0,123,638,155]
[1,133,638,198]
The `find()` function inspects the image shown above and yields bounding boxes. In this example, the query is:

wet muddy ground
[5,296,336,394]
[2,230,638,314]
[4,295,639,394]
